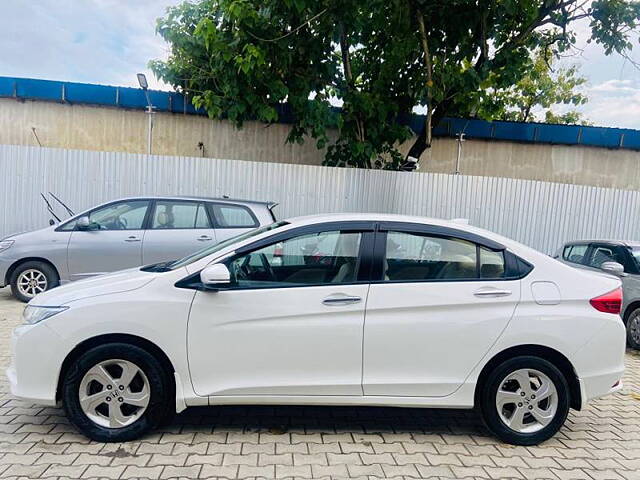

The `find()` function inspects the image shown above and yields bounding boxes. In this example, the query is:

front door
[142,200,217,265]
[187,226,373,397]
[67,200,150,280]
[363,227,521,397]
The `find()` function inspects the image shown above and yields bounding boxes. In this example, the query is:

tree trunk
[406,9,434,163]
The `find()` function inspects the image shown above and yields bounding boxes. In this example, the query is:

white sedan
[7,214,625,445]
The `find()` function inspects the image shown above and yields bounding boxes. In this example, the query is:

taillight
[590,287,622,314]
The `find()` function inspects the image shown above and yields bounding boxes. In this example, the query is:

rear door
[142,200,216,265]
[363,223,522,397]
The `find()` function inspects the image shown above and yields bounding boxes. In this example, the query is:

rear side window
[384,231,478,281]
[480,247,505,278]
[563,244,588,264]
[151,201,211,229]
[382,231,511,282]
[211,204,258,228]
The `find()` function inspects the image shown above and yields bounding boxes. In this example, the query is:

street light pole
[137,73,154,155]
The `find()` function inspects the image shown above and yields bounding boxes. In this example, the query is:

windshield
[167,221,288,270]
[630,247,640,267]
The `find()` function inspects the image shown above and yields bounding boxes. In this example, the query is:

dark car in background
[555,239,640,349]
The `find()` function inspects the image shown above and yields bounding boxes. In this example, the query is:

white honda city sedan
[8,214,625,445]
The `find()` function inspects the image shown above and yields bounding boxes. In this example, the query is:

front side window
[212,204,258,228]
[151,201,211,229]
[61,200,150,231]
[588,245,624,269]
[384,231,478,281]
[226,230,362,288]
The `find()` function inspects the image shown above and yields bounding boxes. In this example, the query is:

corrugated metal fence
[1,144,639,254]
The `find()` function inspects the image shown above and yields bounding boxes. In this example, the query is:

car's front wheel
[479,356,570,445]
[10,260,59,302]
[62,343,172,442]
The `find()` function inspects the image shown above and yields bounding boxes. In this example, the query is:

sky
[1,0,639,129]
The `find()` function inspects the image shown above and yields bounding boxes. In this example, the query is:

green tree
[476,50,590,124]
[151,0,640,169]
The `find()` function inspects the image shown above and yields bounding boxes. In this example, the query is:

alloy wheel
[630,313,640,345]
[78,359,150,429]
[495,368,558,433]
[16,269,48,298]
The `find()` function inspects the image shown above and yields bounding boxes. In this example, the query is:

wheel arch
[622,301,640,324]
[6,257,60,285]
[56,333,176,404]
[474,344,582,410]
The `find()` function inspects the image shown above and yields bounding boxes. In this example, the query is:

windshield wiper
[140,260,175,273]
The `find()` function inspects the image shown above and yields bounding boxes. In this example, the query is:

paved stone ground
[0,287,639,479]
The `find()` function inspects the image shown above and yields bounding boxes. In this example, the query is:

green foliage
[475,50,590,125]
[152,0,640,169]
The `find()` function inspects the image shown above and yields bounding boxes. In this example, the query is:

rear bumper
[573,316,626,409]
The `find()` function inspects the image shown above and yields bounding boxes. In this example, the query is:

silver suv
[0,196,276,302]
[555,239,640,350]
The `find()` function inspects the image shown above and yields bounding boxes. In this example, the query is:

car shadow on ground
[167,404,491,438]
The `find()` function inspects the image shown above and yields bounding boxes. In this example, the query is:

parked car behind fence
[0,196,276,302]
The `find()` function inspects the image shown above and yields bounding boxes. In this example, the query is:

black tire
[62,343,173,442]
[625,308,640,350]
[9,260,59,303]
[479,356,570,446]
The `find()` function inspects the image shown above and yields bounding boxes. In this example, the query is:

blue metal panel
[65,83,116,105]
[0,77,16,97]
[15,78,62,101]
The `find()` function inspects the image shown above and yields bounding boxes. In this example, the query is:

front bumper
[0,257,9,287]
[7,322,63,406]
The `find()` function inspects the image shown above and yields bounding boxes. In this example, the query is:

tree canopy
[152,0,640,169]
[477,49,590,125]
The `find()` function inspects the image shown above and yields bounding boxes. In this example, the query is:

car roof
[111,195,276,208]
[563,239,640,248]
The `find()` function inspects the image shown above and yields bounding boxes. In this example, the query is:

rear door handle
[197,235,213,242]
[474,287,512,298]
[125,236,141,242]
[322,294,362,306]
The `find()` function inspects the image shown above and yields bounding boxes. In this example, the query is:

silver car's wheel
[79,359,151,429]
[16,269,48,298]
[495,368,558,434]
[627,310,640,349]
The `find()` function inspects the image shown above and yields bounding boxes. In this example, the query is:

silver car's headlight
[0,240,14,253]
[23,305,69,325]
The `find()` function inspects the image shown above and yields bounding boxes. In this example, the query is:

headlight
[0,240,14,253]
[23,305,69,325]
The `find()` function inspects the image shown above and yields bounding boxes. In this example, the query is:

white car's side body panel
[188,284,369,397]
[364,279,521,397]
[7,213,626,419]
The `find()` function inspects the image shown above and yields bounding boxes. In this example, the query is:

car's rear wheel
[10,260,59,302]
[479,356,570,445]
[62,343,172,442]
[625,308,640,350]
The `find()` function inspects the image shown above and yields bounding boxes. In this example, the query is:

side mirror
[200,264,231,290]
[601,261,625,275]
[76,216,92,230]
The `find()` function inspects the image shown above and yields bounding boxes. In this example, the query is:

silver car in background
[555,239,640,350]
[0,196,276,302]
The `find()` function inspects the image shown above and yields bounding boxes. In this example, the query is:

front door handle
[197,235,213,242]
[322,294,362,306]
[474,287,512,298]
[125,236,141,242]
